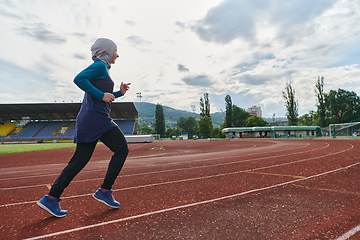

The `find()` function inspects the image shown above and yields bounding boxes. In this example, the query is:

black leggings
[49,127,129,199]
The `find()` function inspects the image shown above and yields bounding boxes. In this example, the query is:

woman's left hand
[120,82,131,95]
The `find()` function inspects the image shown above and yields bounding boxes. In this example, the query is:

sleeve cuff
[113,91,123,98]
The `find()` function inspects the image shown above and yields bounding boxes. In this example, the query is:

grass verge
[0,142,76,155]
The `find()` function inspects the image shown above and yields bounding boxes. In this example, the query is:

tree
[225,95,232,127]
[218,129,226,138]
[166,128,181,138]
[133,121,140,134]
[325,89,360,124]
[299,87,360,127]
[198,116,213,138]
[212,127,220,138]
[232,105,250,127]
[246,115,267,127]
[298,110,317,126]
[142,125,155,134]
[155,104,165,138]
[177,116,198,139]
[315,76,326,127]
[282,81,299,125]
[200,93,210,117]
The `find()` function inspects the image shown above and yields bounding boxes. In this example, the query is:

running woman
[37,38,131,217]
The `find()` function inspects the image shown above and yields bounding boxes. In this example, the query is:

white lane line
[336,224,360,240]
[23,161,360,240]
[0,163,64,175]
[0,143,351,207]
[0,142,322,189]
[128,143,147,151]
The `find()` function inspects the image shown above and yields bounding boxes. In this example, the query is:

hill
[133,102,224,128]
[263,117,288,122]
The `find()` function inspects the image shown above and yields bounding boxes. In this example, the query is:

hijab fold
[91,38,117,69]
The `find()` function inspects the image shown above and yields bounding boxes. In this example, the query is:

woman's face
[112,48,119,64]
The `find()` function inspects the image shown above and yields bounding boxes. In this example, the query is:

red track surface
[0,139,359,239]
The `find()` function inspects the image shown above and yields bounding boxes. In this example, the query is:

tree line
[135,93,268,139]
[283,76,360,127]
[134,76,359,138]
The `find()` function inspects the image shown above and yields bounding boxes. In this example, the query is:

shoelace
[109,191,115,200]
[57,199,62,209]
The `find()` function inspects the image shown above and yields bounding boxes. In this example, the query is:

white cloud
[0,0,359,118]
[17,22,67,44]
[126,36,151,46]
[182,74,213,86]
[177,64,190,73]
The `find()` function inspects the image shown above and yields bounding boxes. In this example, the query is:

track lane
[21,162,360,240]
[0,141,328,205]
[0,141,316,189]
[0,139,359,239]
[0,141,352,209]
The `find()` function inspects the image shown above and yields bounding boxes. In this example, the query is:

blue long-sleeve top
[73,60,123,143]
[73,60,122,100]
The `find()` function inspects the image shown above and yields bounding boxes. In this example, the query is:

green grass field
[0,142,76,155]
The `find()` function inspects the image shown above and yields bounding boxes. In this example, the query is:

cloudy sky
[1,0,360,118]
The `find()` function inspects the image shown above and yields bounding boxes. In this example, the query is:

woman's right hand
[102,92,115,103]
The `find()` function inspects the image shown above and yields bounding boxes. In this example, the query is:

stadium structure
[222,126,321,138]
[0,102,153,143]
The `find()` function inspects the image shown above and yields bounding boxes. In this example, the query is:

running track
[0,139,359,239]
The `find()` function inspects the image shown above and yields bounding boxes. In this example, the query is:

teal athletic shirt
[74,60,122,100]
[73,60,123,143]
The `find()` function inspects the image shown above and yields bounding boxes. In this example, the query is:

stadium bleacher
[35,121,63,140]
[62,121,73,128]
[0,120,135,141]
[57,121,76,140]
[0,102,138,142]
[1,119,135,142]
[0,123,16,136]
[10,121,47,140]
[117,120,136,135]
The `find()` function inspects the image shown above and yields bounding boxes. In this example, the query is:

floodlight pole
[191,105,196,118]
[272,113,275,126]
[137,92,142,135]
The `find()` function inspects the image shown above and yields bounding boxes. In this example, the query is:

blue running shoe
[37,195,68,217]
[93,189,120,208]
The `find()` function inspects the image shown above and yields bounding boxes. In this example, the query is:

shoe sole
[92,194,120,208]
[37,201,67,218]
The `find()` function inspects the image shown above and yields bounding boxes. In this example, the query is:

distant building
[246,105,262,117]
[222,125,320,138]
[267,119,288,126]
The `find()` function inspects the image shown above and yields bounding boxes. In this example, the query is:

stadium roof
[222,125,320,133]
[0,102,138,121]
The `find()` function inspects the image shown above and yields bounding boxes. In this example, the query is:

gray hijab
[91,38,117,69]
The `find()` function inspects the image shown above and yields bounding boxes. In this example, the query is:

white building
[247,105,262,117]
[222,126,320,138]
